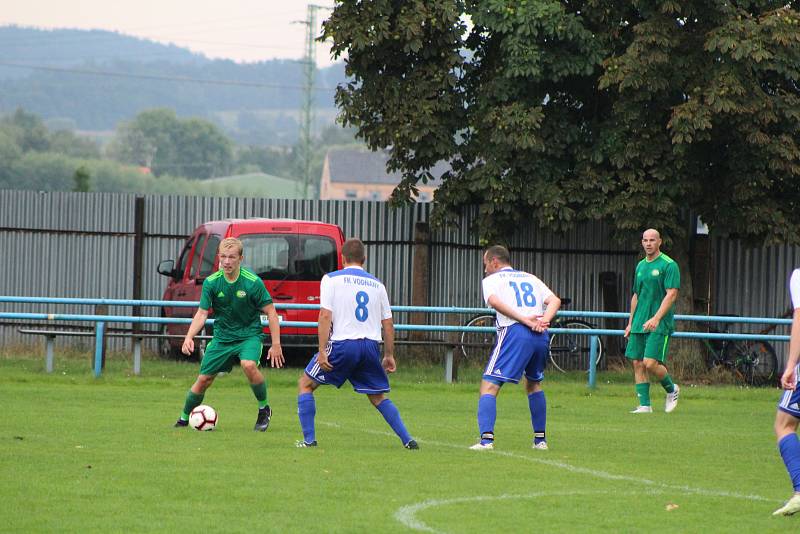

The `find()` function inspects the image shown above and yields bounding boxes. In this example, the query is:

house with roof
[319,147,446,202]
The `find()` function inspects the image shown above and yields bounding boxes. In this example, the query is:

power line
[0,12,306,41]
[0,61,338,92]
[0,17,318,51]
[0,22,335,64]
[0,34,311,53]
[137,37,305,51]
[3,52,207,62]
[0,39,313,58]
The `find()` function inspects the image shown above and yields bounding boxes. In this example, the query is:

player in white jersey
[295,238,418,449]
[470,245,561,451]
[773,268,800,516]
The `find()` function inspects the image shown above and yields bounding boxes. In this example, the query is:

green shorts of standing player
[624,228,680,414]
[174,237,284,430]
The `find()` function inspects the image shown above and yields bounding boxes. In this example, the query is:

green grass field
[202,172,304,198]
[1,355,796,533]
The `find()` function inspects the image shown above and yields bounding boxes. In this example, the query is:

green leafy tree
[1,108,50,152]
[49,130,101,159]
[0,129,22,185]
[176,118,234,179]
[108,109,233,179]
[2,152,76,191]
[73,165,91,192]
[235,145,295,177]
[325,1,800,364]
[0,109,100,160]
[107,125,157,168]
[324,1,800,247]
[0,129,22,163]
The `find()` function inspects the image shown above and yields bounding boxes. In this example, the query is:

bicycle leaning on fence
[703,319,778,386]
[458,298,605,373]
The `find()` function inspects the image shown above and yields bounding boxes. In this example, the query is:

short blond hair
[218,237,243,256]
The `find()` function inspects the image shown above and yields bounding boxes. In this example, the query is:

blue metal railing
[0,296,792,386]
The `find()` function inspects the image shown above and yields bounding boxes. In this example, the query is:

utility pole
[296,4,332,199]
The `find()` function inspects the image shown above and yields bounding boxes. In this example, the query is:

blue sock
[528,390,547,444]
[376,399,412,445]
[779,433,800,491]
[477,394,497,444]
[297,393,316,444]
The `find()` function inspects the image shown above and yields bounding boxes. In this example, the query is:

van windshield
[239,233,337,282]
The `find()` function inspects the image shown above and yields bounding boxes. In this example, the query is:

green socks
[660,374,676,393]
[635,382,651,407]
[181,382,268,420]
[251,381,268,409]
[181,390,205,420]
[635,377,673,407]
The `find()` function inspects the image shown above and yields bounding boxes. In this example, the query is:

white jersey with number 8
[320,266,392,342]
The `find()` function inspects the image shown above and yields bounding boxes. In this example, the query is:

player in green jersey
[624,229,681,414]
[174,237,284,430]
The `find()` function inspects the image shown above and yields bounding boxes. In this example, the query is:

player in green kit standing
[174,237,284,430]
[624,228,681,414]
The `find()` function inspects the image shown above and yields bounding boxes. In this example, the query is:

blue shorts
[304,338,390,394]
[483,322,549,384]
[777,364,800,418]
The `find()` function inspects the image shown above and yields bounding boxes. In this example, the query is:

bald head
[643,228,660,240]
[641,228,662,259]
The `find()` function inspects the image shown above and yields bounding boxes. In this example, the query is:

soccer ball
[189,405,218,431]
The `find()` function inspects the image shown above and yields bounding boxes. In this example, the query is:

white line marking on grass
[318,422,773,503]
[395,490,656,534]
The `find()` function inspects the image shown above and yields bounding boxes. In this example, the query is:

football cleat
[404,439,419,450]
[665,384,680,413]
[254,406,272,432]
[773,493,800,516]
[174,419,189,428]
[630,405,653,413]
[295,440,318,448]
[533,441,549,450]
[469,442,494,450]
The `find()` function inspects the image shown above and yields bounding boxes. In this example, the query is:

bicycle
[458,298,604,373]
[704,320,778,386]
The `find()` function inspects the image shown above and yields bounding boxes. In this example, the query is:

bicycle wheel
[725,340,779,386]
[548,320,604,373]
[459,315,496,363]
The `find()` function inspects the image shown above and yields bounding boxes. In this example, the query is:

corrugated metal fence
[0,190,797,362]
[714,240,799,330]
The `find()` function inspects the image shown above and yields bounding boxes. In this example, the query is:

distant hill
[0,26,208,79]
[0,26,347,143]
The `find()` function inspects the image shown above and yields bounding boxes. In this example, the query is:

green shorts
[199,336,263,376]
[625,332,671,363]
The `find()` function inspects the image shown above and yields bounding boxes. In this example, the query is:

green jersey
[199,268,273,342]
[630,253,680,335]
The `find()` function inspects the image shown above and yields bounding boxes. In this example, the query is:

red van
[156,218,345,358]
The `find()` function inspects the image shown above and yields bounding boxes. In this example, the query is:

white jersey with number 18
[320,266,392,342]
[482,267,554,328]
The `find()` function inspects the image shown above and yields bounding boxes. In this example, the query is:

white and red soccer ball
[189,405,218,431]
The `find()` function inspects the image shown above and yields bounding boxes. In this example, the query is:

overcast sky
[0,0,340,67]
